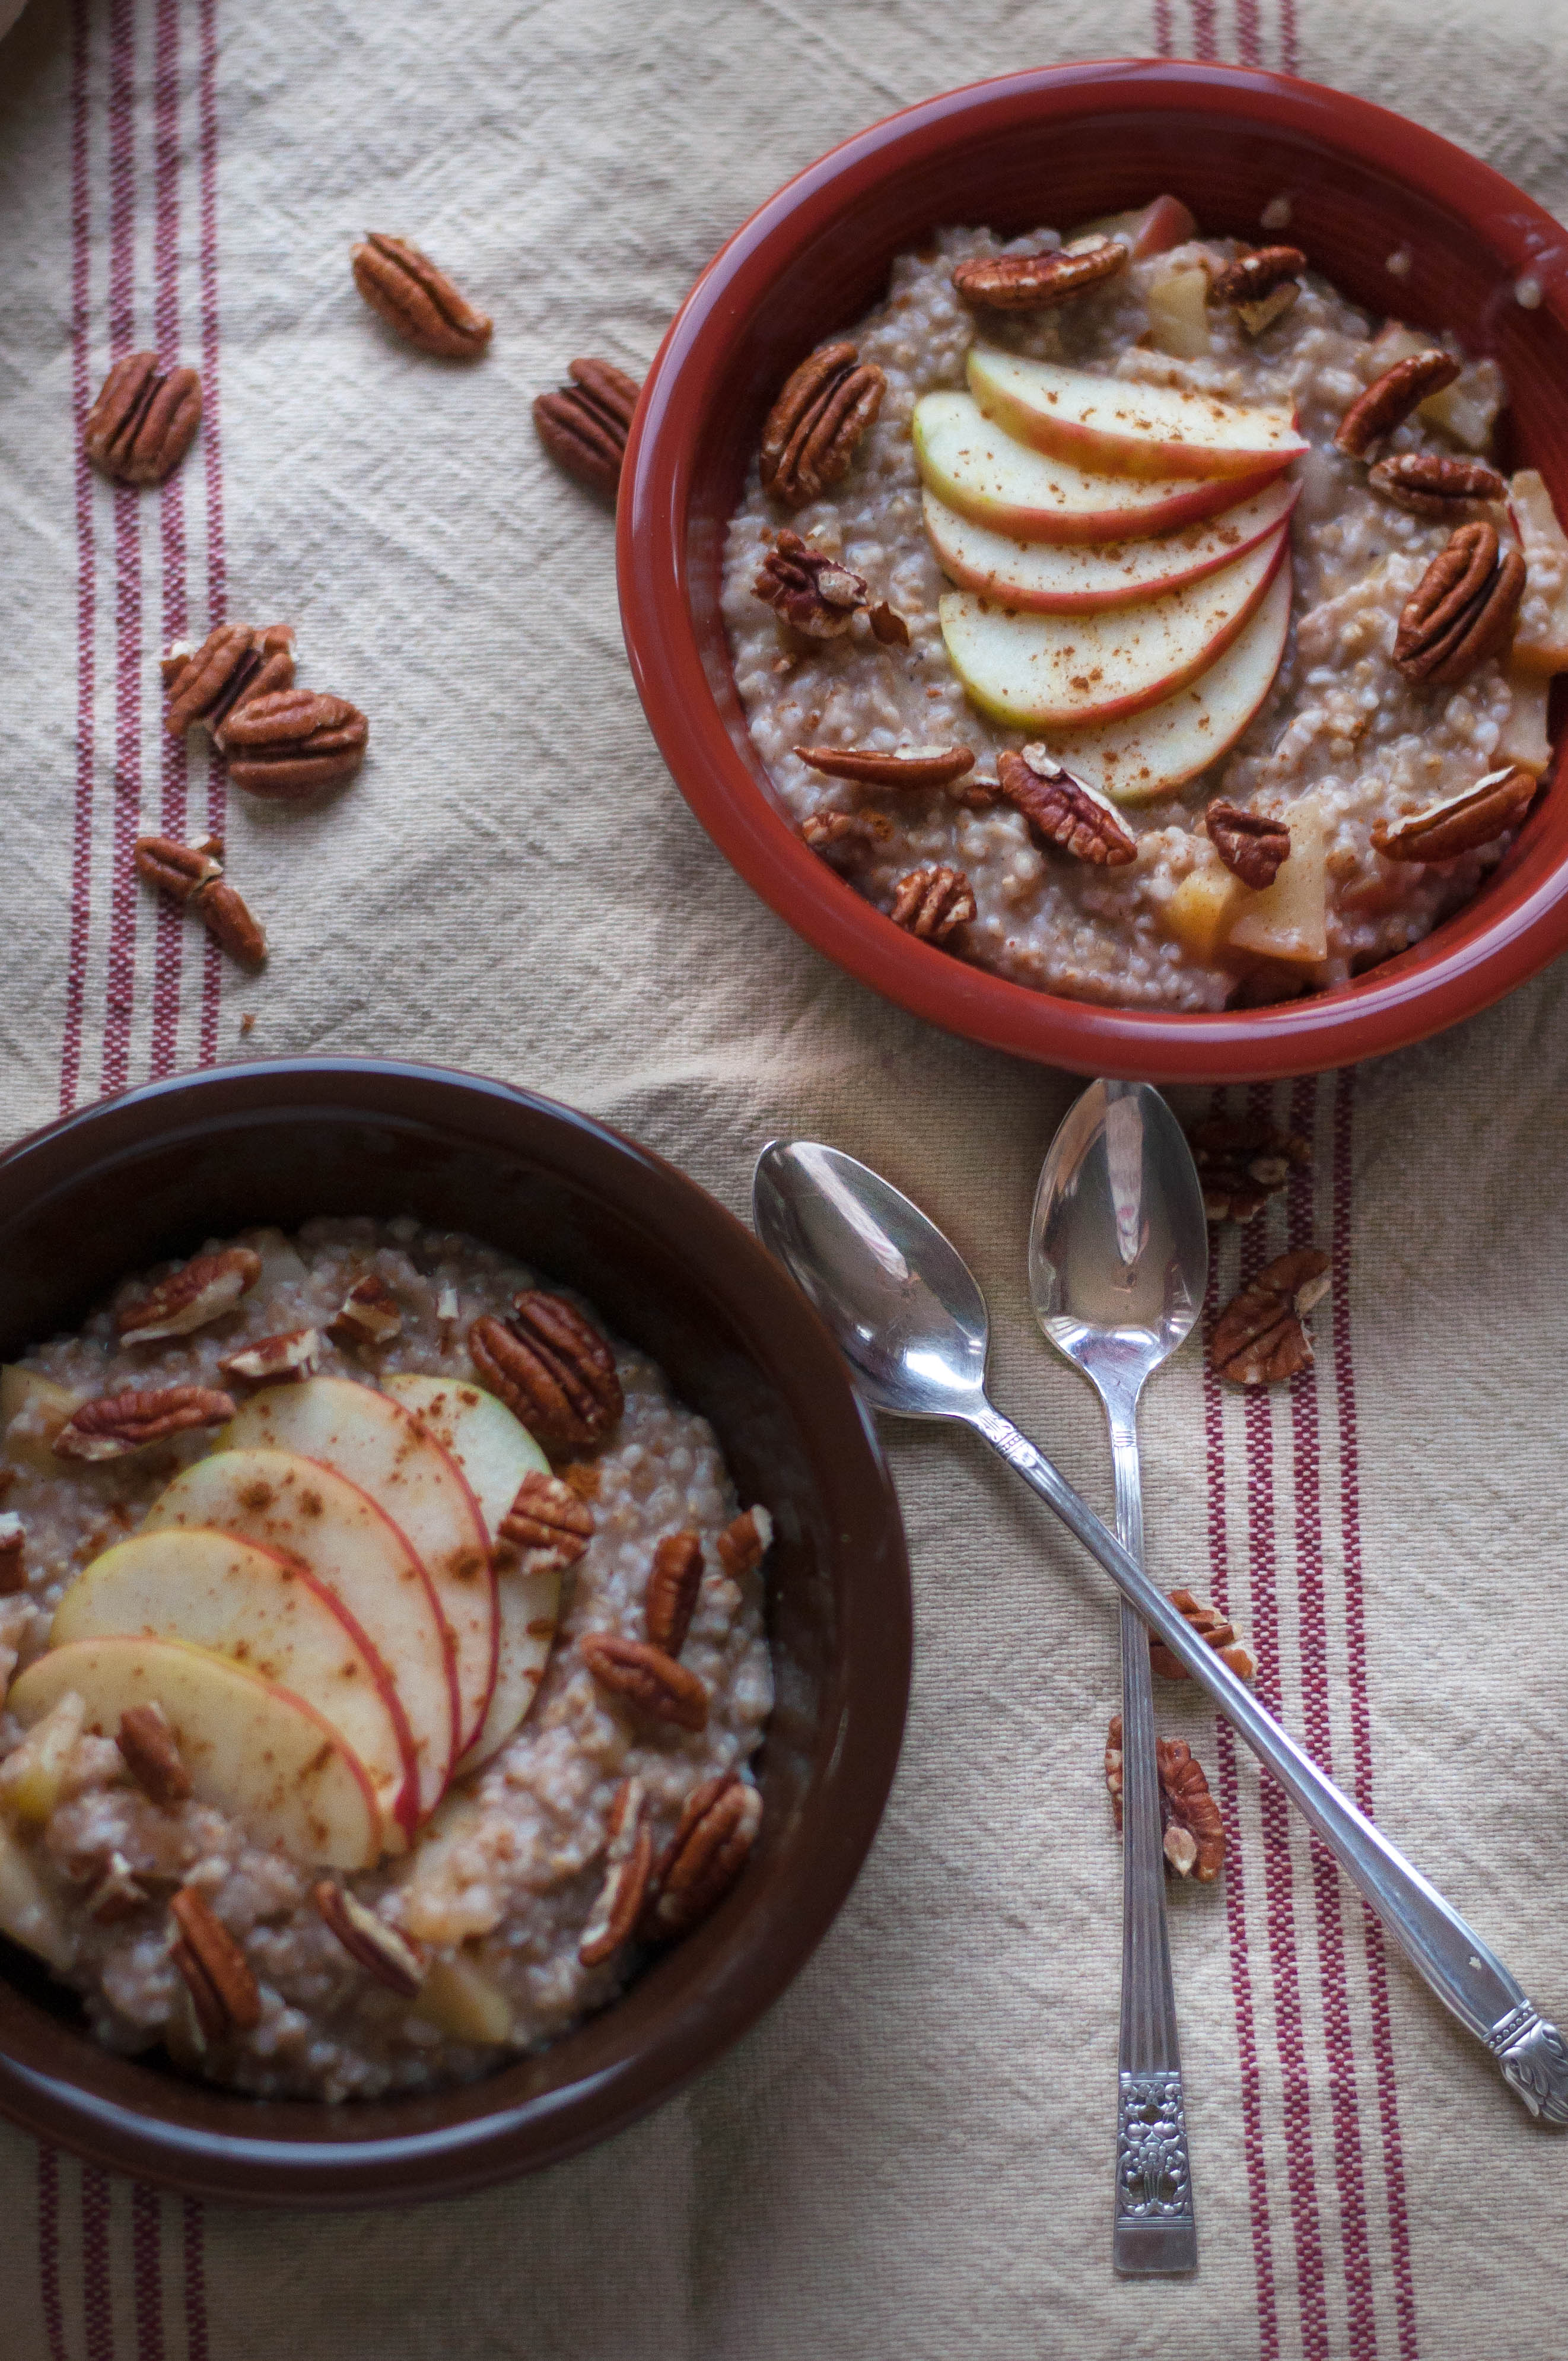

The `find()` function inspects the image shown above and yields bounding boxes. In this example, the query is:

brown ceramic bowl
[0,1059,910,2206]
[619,58,1568,1081]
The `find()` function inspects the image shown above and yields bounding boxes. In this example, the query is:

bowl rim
[0,1056,912,2205]
[618,56,1568,1082]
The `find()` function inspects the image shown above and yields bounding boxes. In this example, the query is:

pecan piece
[1367,452,1506,518]
[1232,283,1300,339]
[645,1533,703,1657]
[715,1505,774,1580]
[497,1470,595,1569]
[117,1703,192,1808]
[642,1773,762,1940]
[579,1633,708,1731]
[169,1886,262,2039]
[953,235,1125,312]
[216,688,368,799]
[55,1386,236,1461]
[889,865,975,943]
[1393,523,1526,685]
[868,602,911,646]
[1335,349,1459,457]
[312,1882,425,1995]
[1372,765,1536,862]
[327,1275,403,1352]
[1105,1716,1227,1880]
[1188,1115,1311,1222]
[759,342,886,509]
[88,1851,150,1924]
[469,1292,623,1453]
[162,623,296,736]
[1206,799,1291,889]
[998,747,1137,865]
[117,1247,262,1343]
[578,1778,653,1966]
[351,233,492,358]
[0,1514,24,1597]
[1210,1247,1330,1387]
[795,743,975,790]
[84,351,202,485]
[1149,1590,1255,1682]
[134,836,268,972]
[1210,245,1305,305]
[800,811,893,862]
[754,531,869,638]
[218,1328,322,1386]
[532,358,641,497]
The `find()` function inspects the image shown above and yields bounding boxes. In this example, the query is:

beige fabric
[1,0,1567,2353]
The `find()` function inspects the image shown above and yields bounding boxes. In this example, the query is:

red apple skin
[974,376,1303,484]
[1127,195,1198,258]
[951,459,1286,547]
[924,480,1299,612]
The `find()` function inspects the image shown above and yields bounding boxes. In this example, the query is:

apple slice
[52,1529,421,1845]
[8,1635,382,1869]
[384,1375,559,1779]
[939,525,1287,730]
[923,478,1297,612]
[1507,470,1568,676]
[222,1379,495,1756]
[142,1449,454,1819]
[1074,194,1197,261]
[913,392,1283,546]
[1050,563,1293,803]
[967,349,1308,482]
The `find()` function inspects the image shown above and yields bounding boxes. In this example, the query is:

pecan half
[117,1247,262,1343]
[0,1514,24,1597]
[351,233,492,358]
[1106,1716,1227,1880]
[469,1292,624,1453]
[133,837,268,971]
[889,865,975,943]
[169,1886,262,2038]
[645,1533,703,1657]
[497,1470,595,1569]
[1188,1115,1311,1222]
[218,1328,322,1386]
[795,743,975,790]
[1210,1247,1331,1387]
[1149,1590,1255,1682]
[1393,523,1526,685]
[998,747,1137,865]
[579,1633,709,1730]
[800,811,893,862]
[642,1773,762,1940]
[759,342,886,509]
[754,532,869,638]
[163,623,296,736]
[327,1274,403,1352]
[1335,349,1459,457]
[953,235,1125,312]
[1371,765,1536,862]
[532,358,641,497]
[55,1386,236,1461]
[1367,452,1506,518]
[312,1881,425,1995]
[117,1703,192,1808]
[715,1505,773,1580]
[216,688,368,799]
[1206,799,1291,889]
[84,351,202,485]
[578,1778,653,1966]
[1210,245,1305,305]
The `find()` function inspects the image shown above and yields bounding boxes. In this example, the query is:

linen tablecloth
[1,0,1566,2353]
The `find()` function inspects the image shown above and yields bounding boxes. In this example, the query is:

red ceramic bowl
[618,59,1568,1082]
[0,1060,910,2204]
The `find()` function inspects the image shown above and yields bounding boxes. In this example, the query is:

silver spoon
[752,1138,1568,2129]
[1031,1079,1207,2273]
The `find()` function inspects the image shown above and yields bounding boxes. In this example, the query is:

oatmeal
[0,1221,772,2101]
[723,208,1561,1012]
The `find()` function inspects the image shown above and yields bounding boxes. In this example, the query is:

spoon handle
[969,1397,1568,2125]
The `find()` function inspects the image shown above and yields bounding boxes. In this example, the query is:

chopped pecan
[169,1886,262,2038]
[326,1274,403,1352]
[645,1533,703,1657]
[134,836,267,971]
[312,1881,425,1995]
[953,235,1125,312]
[1150,1590,1256,1682]
[1367,452,1506,517]
[578,1777,653,1966]
[532,357,641,497]
[868,602,911,646]
[579,1633,709,1730]
[497,1469,595,1569]
[1105,1716,1227,1880]
[1188,1115,1311,1222]
[759,342,886,509]
[55,1386,236,1461]
[1206,799,1291,889]
[561,1461,600,1502]
[1372,764,1535,861]
[218,1328,322,1386]
[193,878,268,970]
[84,351,202,485]
[117,1703,193,1808]
[998,747,1137,865]
[469,1292,623,1453]
[351,232,492,358]
[642,1773,762,1940]
[1393,524,1526,685]
[889,865,975,943]
[162,623,296,736]
[754,531,869,638]
[795,743,975,790]
[800,811,893,862]
[0,1513,24,1597]
[1335,349,1459,457]
[87,1850,150,1924]
[715,1505,774,1580]
[1210,245,1305,305]
[1233,282,1300,339]
[216,688,368,799]
[117,1247,262,1343]
[1210,1247,1331,1387]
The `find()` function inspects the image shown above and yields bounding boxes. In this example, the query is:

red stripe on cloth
[61,0,98,1114]
[1153,0,1173,54]
[1236,0,1263,65]
[150,0,190,1081]
[1280,0,1300,73]
[132,2184,166,2361]
[1190,0,1219,58]
[196,0,227,1068]
[182,2197,209,2361]
[1331,1065,1420,2360]
[82,2164,115,2361]
[103,0,142,1098]
[37,2144,68,2361]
